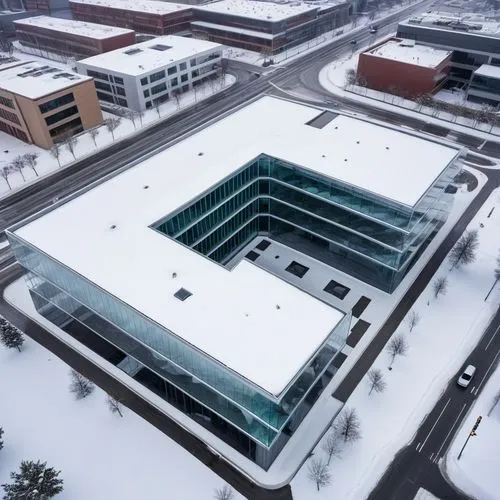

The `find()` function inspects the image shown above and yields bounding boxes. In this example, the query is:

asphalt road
[369,306,500,500]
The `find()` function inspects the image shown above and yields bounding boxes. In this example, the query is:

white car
[457,365,476,388]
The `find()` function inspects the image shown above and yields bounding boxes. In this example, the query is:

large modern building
[14,16,136,59]
[8,97,461,470]
[357,37,452,97]
[0,57,102,148]
[69,0,193,36]
[76,35,222,111]
[397,12,500,89]
[466,63,500,106]
[192,0,351,54]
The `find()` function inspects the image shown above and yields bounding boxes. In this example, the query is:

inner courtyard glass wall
[7,231,349,469]
[155,154,459,292]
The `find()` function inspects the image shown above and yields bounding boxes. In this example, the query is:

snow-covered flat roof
[0,61,91,99]
[13,97,459,395]
[474,64,500,80]
[14,15,134,39]
[69,0,191,15]
[77,35,221,76]
[366,38,451,68]
[195,0,317,22]
[402,11,500,38]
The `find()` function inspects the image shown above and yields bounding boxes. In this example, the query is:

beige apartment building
[0,57,102,149]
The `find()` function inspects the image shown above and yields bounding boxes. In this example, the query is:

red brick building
[357,37,452,97]
[69,0,193,36]
[14,16,136,59]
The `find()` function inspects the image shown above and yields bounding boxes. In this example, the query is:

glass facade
[155,154,459,292]
[7,231,349,469]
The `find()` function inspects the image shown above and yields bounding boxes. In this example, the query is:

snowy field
[291,185,500,499]
[0,49,235,200]
[445,363,500,500]
[319,53,500,137]
[0,316,241,499]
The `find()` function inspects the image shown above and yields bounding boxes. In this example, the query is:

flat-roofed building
[14,16,136,59]
[192,0,350,54]
[467,64,500,106]
[76,35,222,111]
[8,96,461,473]
[0,58,102,148]
[70,0,193,36]
[357,37,452,97]
[397,12,500,90]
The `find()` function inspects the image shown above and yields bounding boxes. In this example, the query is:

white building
[76,35,223,111]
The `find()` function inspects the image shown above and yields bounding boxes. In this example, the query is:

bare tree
[449,229,479,270]
[334,407,361,443]
[345,68,356,89]
[172,88,182,110]
[213,484,234,500]
[137,110,144,126]
[126,110,137,130]
[433,276,448,299]
[488,389,500,416]
[106,394,123,417]
[307,458,331,491]
[153,99,162,118]
[1,165,13,190]
[387,335,408,366]
[406,310,421,333]
[495,251,500,282]
[89,128,99,148]
[11,155,26,181]
[22,152,39,177]
[193,82,200,103]
[105,117,121,141]
[64,135,78,160]
[69,370,95,400]
[50,143,62,167]
[321,431,342,465]
[367,368,386,395]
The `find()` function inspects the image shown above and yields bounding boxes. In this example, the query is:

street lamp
[457,415,482,460]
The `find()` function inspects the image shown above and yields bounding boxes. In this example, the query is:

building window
[96,91,114,103]
[167,66,176,76]
[150,70,166,83]
[182,85,189,92]
[116,97,128,107]
[45,105,78,126]
[191,70,199,78]
[49,116,82,137]
[140,77,148,86]
[87,69,109,81]
[116,86,126,96]
[181,74,188,83]
[146,101,152,109]
[144,89,150,98]
[0,107,20,125]
[190,58,196,67]
[94,80,112,92]
[180,62,187,71]
[151,82,167,95]
[170,77,178,87]
[39,93,75,114]
[114,76,124,85]
[0,96,15,109]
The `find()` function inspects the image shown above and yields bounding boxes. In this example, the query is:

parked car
[370,26,378,34]
[350,39,357,45]
[457,364,476,388]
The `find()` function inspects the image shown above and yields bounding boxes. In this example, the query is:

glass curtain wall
[7,232,347,450]
[155,154,457,292]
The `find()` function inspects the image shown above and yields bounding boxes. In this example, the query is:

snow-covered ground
[319,53,500,137]
[0,309,241,499]
[445,363,500,500]
[291,184,500,499]
[0,49,236,200]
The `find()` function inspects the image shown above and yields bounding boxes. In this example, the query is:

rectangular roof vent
[174,287,192,301]
[124,48,143,55]
[150,44,171,51]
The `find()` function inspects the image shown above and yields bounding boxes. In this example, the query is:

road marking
[474,351,500,395]
[433,403,468,462]
[416,441,421,451]
[471,386,476,394]
[417,398,451,453]
[485,324,500,351]
[429,453,434,461]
